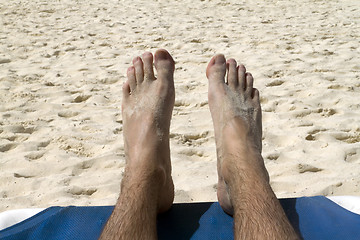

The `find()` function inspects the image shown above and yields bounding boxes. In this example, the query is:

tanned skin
[99,49,299,240]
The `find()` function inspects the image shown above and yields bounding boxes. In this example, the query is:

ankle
[122,165,166,191]
[221,155,270,188]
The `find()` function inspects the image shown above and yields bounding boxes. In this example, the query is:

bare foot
[122,49,175,213]
[206,54,269,215]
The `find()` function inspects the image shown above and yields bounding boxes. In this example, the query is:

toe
[133,56,144,84]
[245,72,254,96]
[227,59,238,88]
[206,54,226,84]
[122,81,130,99]
[127,66,136,92]
[154,49,175,81]
[252,88,259,99]
[237,64,246,90]
[142,52,155,81]
[252,88,261,108]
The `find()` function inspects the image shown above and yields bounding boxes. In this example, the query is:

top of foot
[122,49,175,139]
[206,54,266,215]
[122,49,175,213]
[206,54,262,152]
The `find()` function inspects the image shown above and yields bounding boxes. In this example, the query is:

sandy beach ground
[0,0,359,212]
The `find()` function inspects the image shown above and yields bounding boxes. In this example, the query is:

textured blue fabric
[1,196,360,240]
[0,206,113,240]
[190,202,233,240]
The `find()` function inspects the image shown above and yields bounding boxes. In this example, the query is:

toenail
[238,65,246,71]
[133,57,140,63]
[155,50,168,60]
[143,52,152,58]
[214,55,226,64]
[227,59,236,64]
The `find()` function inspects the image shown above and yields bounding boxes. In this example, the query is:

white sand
[0,0,359,212]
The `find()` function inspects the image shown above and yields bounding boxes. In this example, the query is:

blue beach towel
[1,196,360,240]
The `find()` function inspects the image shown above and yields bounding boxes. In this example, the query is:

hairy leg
[206,54,299,240]
[100,49,175,240]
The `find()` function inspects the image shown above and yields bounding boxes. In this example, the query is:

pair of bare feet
[122,49,265,214]
[100,49,299,239]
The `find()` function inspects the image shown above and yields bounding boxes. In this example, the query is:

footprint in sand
[298,163,323,174]
[72,95,91,103]
[58,110,80,118]
[68,186,97,196]
[345,149,360,163]
[332,132,360,144]
[266,80,285,87]
[6,125,36,134]
[25,151,45,160]
[0,143,17,152]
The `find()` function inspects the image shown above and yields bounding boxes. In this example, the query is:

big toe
[206,54,226,84]
[154,49,175,81]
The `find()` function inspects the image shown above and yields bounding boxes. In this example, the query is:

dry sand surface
[0,0,360,212]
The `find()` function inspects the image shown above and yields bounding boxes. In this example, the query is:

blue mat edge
[2,196,360,240]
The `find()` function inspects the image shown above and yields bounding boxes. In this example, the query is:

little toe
[133,56,144,84]
[252,88,260,100]
[245,72,254,96]
[252,88,261,109]
[127,66,137,92]
[206,54,226,84]
[142,52,155,81]
[226,59,238,88]
[237,64,246,90]
[122,81,130,100]
[154,49,175,81]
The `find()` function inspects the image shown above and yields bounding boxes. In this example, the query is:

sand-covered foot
[122,49,175,213]
[206,54,268,215]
